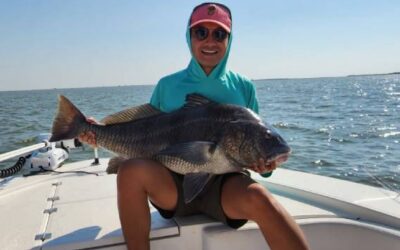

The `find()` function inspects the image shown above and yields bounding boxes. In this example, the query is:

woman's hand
[249,158,279,174]
[78,117,97,147]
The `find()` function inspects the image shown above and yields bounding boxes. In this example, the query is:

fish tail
[49,95,87,142]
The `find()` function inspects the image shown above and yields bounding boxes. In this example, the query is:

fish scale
[92,116,225,159]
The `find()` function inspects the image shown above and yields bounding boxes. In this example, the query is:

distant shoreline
[0,84,153,93]
[253,72,400,81]
[1,72,399,92]
[346,72,400,77]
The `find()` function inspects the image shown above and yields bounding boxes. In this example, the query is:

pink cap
[190,3,231,32]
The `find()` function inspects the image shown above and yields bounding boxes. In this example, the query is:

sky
[0,0,399,91]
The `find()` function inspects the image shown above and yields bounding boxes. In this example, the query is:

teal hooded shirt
[150,21,258,113]
[149,16,272,178]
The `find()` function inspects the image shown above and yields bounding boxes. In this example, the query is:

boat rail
[0,142,48,163]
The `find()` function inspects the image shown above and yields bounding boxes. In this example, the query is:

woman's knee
[116,159,156,190]
[116,159,178,209]
[245,185,282,220]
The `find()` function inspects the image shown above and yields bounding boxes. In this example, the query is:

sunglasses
[192,26,229,42]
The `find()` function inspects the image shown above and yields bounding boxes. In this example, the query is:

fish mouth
[266,152,291,166]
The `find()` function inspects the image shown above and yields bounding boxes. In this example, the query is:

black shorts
[151,170,255,229]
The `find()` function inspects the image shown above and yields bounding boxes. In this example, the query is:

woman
[80,3,309,250]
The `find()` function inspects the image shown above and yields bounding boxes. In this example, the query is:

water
[1,75,399,192]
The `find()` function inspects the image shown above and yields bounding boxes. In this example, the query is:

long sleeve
[149,82,161,109]
[246,81,259,114]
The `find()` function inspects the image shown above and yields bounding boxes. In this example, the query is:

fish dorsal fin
[183,93,213,109]
[100,104,161,125]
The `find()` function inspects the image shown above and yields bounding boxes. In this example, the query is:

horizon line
[1,72,399,92]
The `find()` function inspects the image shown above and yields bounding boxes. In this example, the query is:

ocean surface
[0,74,399,192]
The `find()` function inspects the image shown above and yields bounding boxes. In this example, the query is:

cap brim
[190,19,231,33]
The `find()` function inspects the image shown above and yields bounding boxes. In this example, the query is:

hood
[185,17,233,80]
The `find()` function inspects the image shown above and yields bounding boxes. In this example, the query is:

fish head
[222,120,291,168]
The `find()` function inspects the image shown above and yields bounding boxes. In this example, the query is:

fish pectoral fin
[156,141,216,165]
[106,156,129,174]
[100,103,162,125]
[183,173,212,203]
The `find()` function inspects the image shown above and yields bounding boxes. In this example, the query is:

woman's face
[191,22,229,75]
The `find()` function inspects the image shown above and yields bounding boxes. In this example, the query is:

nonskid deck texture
[1,158,400,250]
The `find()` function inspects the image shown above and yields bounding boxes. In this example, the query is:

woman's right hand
[78,117,98,147]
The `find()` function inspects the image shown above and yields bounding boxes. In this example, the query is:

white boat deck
[1,158,400,250]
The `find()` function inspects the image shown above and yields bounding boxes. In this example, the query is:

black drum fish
[49,94,290,202]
